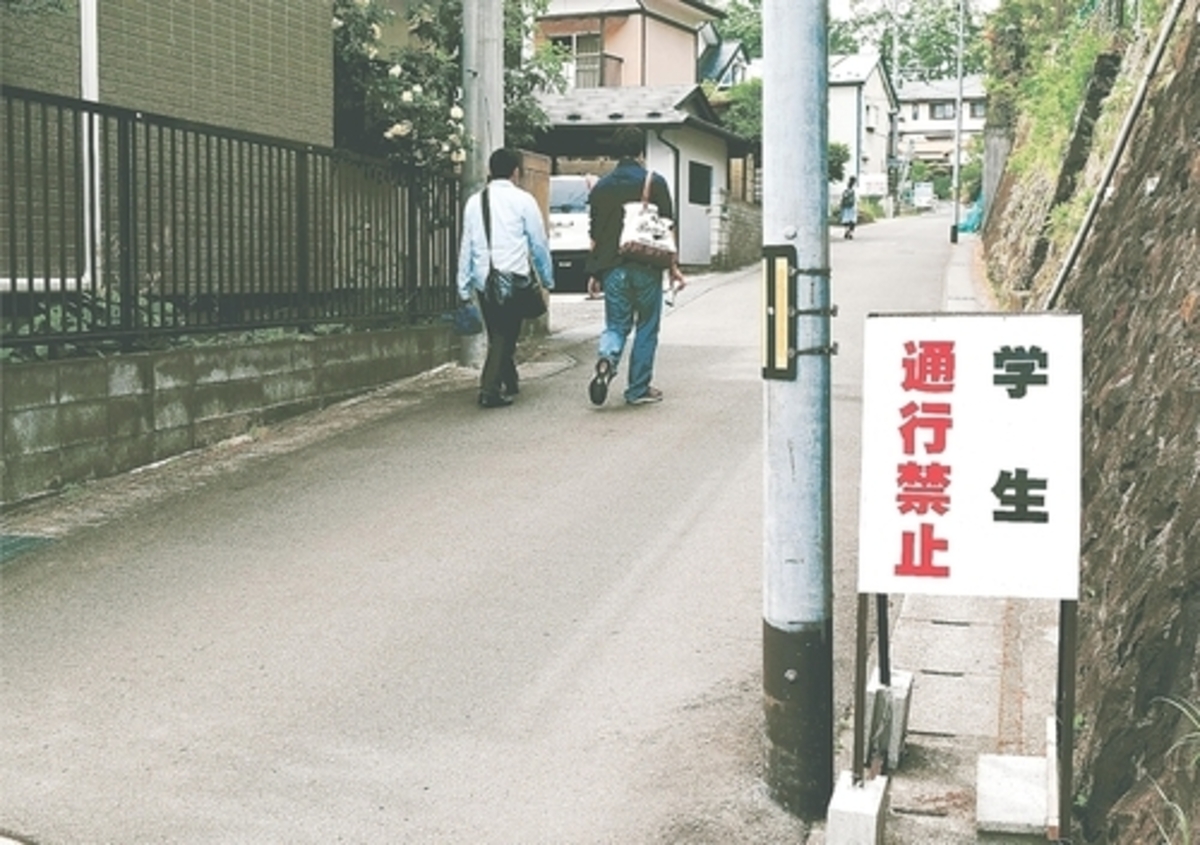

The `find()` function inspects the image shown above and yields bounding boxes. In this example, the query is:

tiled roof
[897,74,987,101]
[699,40,746,83]
[538,84,704,128]
[829,52,881,84]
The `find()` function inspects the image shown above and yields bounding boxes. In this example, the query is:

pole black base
[763,620,834,819]
[950,223,959,243]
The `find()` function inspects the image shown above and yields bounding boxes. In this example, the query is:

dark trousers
[478,293,521,397]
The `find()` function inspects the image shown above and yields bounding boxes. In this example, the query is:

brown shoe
[626,386,663,405]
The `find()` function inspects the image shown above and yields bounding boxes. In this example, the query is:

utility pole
[461,0,505,366]
[950,0,965,243]
[761,0,834,820]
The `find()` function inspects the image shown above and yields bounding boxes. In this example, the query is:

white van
[548,175,593,292]
[912,181,936,210]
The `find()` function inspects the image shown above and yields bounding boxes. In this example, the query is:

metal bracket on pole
[762,247,837,378]
[762,245,798,380]
[796,343,840,357]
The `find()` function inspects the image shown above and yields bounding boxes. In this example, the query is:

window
[551,33,603,87]
[970,101,987,119]
[930,102,956,120]
[911,103,919,121]
[689,162,713,205]
[550,33,600,56]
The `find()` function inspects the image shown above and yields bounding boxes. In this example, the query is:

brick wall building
[1,0,332,146]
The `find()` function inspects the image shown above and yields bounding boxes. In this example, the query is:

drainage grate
[0,535,53,565]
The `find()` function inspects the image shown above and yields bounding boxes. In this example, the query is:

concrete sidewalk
[822,233,1064,844]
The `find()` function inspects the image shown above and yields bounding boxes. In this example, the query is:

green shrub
[1007,20,1109,176]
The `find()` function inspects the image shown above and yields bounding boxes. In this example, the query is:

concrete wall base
[1,325,462,507]
[866,668,914,772]
[976,754,1047,835]
[827,770,890,845]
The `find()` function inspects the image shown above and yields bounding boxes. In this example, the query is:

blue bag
[453,302,483,335]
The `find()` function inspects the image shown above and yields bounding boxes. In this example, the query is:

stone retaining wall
[1,326,458,506]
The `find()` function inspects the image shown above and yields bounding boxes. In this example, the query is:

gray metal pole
[761,0,834,820]
[461,0,505,367]
[950,0,965,243]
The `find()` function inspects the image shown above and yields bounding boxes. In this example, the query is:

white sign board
[858,313,1081,600]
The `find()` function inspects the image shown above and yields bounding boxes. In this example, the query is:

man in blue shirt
[457,148,555,408]
[585,127,686,406]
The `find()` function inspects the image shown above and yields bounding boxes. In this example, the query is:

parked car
[912,181,936,210]
[548,175,593,293]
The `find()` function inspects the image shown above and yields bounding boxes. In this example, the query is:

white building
[829,52,898,199]
[748,53,898,200]
[895,74,987,167]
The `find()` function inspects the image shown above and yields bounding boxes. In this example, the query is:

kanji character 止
[894,522,950,577]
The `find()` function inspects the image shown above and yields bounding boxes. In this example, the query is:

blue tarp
[959,198,985,233]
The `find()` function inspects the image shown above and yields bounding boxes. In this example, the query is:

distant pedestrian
[585,127,686,406]
[457,148,555,408]
[840,176,858,240]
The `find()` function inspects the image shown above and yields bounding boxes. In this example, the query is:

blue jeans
[598,262,663,402]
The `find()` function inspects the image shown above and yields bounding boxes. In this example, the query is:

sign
[858,314,1081,600]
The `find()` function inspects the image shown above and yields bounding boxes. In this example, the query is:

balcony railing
[573,53,623,89]
[1,85,461,357]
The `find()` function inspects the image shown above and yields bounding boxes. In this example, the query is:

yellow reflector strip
[774,255,789,369]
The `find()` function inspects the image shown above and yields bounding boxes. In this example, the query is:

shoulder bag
[482,187,547,320]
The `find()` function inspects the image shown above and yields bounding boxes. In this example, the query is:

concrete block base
[976,754,1047,835]
[866,668,913,771]
[827,770,890,845]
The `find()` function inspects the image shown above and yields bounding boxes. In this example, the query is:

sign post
[858,313,1081,600]
[857,312,1082,838]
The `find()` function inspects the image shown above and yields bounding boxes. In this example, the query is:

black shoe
[589,359,613,406]
[478,392,513,408]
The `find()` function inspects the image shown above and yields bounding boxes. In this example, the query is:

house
[698,22,751,89]
[0,0,332,147]
[537,0,726,89]
[744,52,898,201]
[895,74,987,167]
[533,0,751,267]
[828,53,898,199]
[537,84,746,266]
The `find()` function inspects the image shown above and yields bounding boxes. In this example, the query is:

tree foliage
[333,0,564,172]
[501,0,568,149]
[721,0,763,58]
[841,0,986,83]
[721,78,762,144]
[720,0,859,59]
[711,79,852,183]
[828,141,850,183]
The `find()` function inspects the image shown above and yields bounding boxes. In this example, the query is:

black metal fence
[1,85,461,356]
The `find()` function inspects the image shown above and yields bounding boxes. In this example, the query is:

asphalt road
[1,210,953,844]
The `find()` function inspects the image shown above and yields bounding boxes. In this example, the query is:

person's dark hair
[488,148,521,179]
[847,176,857,188]
[610,126,645,159]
